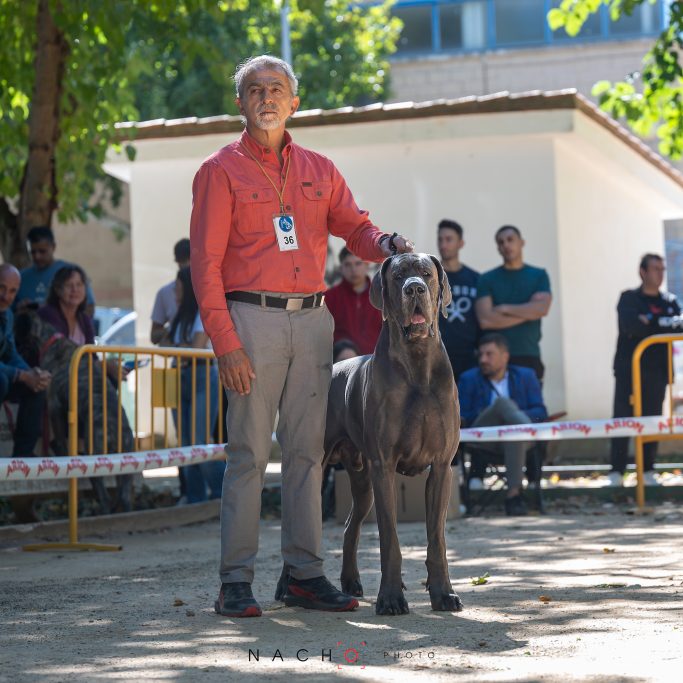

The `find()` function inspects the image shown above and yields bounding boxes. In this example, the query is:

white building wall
[109,109,683,421]
[123,116,565,413]
[553,133,669,419]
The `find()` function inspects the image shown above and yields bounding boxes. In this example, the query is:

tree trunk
[0,199,19,266]
[12,0,68,268]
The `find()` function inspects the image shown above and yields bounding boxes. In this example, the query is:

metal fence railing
[26,344,225,551]
[631,334,683,510]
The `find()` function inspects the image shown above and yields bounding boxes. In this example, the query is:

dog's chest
[381,387,455,470]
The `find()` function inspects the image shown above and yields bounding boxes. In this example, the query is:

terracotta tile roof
[115,90,683,189]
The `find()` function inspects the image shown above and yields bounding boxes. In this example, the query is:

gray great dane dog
[276,252,463,615]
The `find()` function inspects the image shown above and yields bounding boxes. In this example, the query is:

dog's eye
[423,271,432,277]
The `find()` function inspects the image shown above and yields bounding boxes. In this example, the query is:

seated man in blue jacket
[0,264,51,456]
[458,333,547,516]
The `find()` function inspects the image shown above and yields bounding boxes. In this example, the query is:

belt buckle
[285,297,304,311]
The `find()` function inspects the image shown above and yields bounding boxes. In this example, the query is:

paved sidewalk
[2,506,683,681]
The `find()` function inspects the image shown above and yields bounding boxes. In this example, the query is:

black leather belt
[226,290,325,311]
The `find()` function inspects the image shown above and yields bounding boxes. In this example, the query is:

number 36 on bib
[273,214,299,251]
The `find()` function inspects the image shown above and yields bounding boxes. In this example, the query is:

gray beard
[254,115,282,131]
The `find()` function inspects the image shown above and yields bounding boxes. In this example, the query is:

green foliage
[0,0,399,252]
[131,0,401,120]
[548,0,683,159]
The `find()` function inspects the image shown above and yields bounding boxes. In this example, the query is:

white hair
[234,55,298,98]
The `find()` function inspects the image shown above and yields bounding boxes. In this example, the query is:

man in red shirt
[325,247,382,355]
[190,55,413,618]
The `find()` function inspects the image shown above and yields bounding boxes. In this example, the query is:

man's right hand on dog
[218,349,256,395]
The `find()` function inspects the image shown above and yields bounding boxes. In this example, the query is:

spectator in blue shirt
[458,333,547,516]
[14,226,95,316]
[0,264,51,456]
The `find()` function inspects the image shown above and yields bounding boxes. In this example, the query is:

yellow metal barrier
[24,344,223,552]
[631,333,683,511]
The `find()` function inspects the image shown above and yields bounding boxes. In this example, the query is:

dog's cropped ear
[370,257,392,321]
[429,255,451,318]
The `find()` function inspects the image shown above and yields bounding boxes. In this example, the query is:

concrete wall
[389,39,652,104]
[120,114,566,409]
[552,112,683,420]
[53,183,133,308]
[108,108,683,420]
[553,137,666,420]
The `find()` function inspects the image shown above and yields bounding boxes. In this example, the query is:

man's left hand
[380,233,414,257]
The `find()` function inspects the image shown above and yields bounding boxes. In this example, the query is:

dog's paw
[429,590,463,612]
[375,590,410,616]
[341,577,364,597]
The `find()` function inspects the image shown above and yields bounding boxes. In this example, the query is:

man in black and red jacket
[609,254,683,486]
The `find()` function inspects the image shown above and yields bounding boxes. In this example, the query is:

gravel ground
[2,506,683,682]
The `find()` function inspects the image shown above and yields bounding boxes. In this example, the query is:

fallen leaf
[471,572,490,586]
[173,598,185,607]
[603,548,616,553]
[539,595,552,603]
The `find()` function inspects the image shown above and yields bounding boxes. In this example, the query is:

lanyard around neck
[240,141,292,213]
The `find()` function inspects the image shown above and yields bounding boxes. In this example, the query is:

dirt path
[2,507,683,682]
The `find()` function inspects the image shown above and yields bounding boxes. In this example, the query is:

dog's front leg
[370,459,409,615]
[425,462,463,612]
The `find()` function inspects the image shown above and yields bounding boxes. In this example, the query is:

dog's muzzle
[402,277,427,299]
[401,277,435,339]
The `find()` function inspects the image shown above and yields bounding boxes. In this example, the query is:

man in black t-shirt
[437,219,480,380]
[609,254,683,486]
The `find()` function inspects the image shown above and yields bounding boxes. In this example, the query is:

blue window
[394,4,435,53]
[440,2,487,50]
[391,0,665,57]
[495,0,546,46]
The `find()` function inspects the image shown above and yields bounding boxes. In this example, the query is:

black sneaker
[214,582,262,617]
[505,494,528,517]
[284,575,359,611]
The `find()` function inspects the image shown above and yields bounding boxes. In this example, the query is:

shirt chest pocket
[300,181,332,229]
[233,187,277,235]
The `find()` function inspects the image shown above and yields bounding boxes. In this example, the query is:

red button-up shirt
[325,276,382,355]
[190,129,387,357]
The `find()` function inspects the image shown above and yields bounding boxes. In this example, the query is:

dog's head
[369,253,451,342]
[13,307,47,366]
[14,307,74,370]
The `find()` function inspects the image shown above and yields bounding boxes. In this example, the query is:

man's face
[29,239,56,269]
[478,342,509,379]
[236,68,300,132]
[438,228,463,261]
[0,270,20,312]
[495,229,524,264]
[340,254,369,287]
[640,258,665,290]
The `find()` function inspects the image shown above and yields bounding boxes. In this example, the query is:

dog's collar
[39,332,65,362]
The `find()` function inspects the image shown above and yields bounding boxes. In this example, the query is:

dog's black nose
[403,278,426,297]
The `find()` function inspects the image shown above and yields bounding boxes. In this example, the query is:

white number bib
[273,214,299,251]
